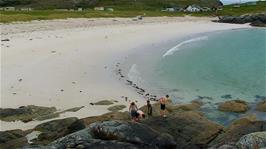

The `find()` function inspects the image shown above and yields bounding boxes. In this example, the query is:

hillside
[0,0,222,9]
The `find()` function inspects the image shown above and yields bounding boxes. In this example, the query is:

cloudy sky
[220,0,259,4]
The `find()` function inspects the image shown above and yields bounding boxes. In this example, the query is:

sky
[220,0,259,5]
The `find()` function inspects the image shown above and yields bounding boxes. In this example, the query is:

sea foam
[163,36,208,58]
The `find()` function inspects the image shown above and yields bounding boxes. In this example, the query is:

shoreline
[1,17,251,131]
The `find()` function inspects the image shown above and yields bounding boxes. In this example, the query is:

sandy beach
[0,16,250,131]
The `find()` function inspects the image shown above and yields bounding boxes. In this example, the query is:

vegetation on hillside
[0,1,265,23]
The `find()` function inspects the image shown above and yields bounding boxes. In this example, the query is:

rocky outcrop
[0,129,28,149]
[218,13,266,27]
[32,117,85,145]
[81,111,130,126]
[2,101,266,149]
[218,100,249,113]
[43,120,177,149]
[209,116,266,148]
[0,105,84,122]
[256,100,266,112]
[236,131,266,149]
[142,111,224,148]
[0,105,57,122]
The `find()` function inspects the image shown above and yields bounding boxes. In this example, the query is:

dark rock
[0,105,57,122]
[218,13,266,27]
[0,129,28,149]
[255,95,266,100]
[209,116,266,148]
[93,100,114,105]
[33,117,85,145]
[221,94,232,99]
[236,131,266,149]
[256,100,266,112]
[218,100,249,113]
[107,105,126,112]
[142,111,224,148]
[46,120,176,149]
[81,112,130,127]
[1,39,10,42]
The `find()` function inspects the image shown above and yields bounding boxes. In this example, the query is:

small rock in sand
[93,100,114,105]
[108,105,126,112]
[60,89,64,92]
[51,51,56,53]
[1,39,10,42]
[18,78,23,82]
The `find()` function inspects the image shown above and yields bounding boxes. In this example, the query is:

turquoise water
[155,28,266,102]
[124,28,266,124]
[126,28,266,104]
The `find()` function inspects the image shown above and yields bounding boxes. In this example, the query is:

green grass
[0,10,185,23]
[0,1,265,23]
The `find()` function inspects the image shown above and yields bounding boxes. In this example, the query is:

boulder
[142,111,224,148]
[236,131,266,149]
[168,102,202,112]
[256,100,266,112]
[33,117,85,145]
[107,105,126,112]
[0,129,28,149]
[45,120,177,149]
[0,105,57,122]
[93,100,114,105]
[218,13,266,27]
[218,100,249,113]
[209,115,266,148]
[81,111,130,127]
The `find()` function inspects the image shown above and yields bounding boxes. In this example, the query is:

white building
[161,7,175,12]
[4,7,15,11]
[185,5,201,12]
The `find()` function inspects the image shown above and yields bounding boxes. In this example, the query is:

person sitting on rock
[129,102,138,122]
[159,95,169,117]
[147,100,152,117]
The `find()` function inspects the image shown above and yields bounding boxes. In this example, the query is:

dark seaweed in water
[255,95,266,100]
[221,94,232,99]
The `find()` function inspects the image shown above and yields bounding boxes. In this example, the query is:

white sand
[0,16,250,131]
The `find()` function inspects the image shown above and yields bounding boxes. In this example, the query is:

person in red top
[159,95,169,117]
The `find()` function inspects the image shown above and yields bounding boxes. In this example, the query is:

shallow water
[123,28,266,125]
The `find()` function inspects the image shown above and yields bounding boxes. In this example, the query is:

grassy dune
[0,1,265,23]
